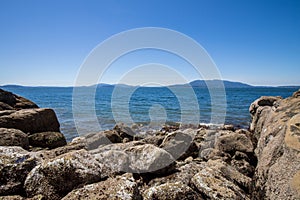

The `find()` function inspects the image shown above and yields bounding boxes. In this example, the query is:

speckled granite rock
[250,89,300,199]
[62,173,140,200]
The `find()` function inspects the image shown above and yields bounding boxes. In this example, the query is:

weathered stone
[28,132,66,149]
[250,93,300,199]
[143,182,202,200]
[215,131,253,154]
[93,150,130,174]
[84,130,122,150]
[191,166,249,200]
[0,146,38,196]
[125,144,176,174]
[0,108,60,134]
[0,128,29,149]
[0,102,13,111]
[140,135,165,147]
[221,124,235,131]
[0,89,38,109]
[207,159,252,192]
[62,173,140,200]
[293,89,300,98]
[0,195,44,200]
[24,150,107,200]
[89,141,145,155]
[146,161,206,189]
[159,130,198,160]
[114,123,135,140]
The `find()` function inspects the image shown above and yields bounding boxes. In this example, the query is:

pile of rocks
[0,88,299,200]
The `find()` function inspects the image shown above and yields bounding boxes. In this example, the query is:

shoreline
[0,88,299,199]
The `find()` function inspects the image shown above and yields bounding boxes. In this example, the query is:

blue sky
[0,0,299,86]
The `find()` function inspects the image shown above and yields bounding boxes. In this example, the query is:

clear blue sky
[1,0,299,86]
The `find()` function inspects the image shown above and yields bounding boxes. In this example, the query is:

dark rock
[0,89,38,109]
[0,108,60,134]
[0,102,13,111]
[28,132,66,149]
[140,135,165,146]
[0,128,29,149]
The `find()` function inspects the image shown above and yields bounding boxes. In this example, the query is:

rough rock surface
[143,182,202,200]
[0,146,38,196]
[24,150,107,200]
[125,144,176,174]
[0,89,38,110]
[0,108,60,134]
[0,128,29,149]
[62,173,140,200]
[250,90,300,199]
[28,132,66,149]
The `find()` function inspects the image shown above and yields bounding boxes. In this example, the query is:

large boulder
[62,173,140,200]
[0,128,29,149]
[215,131,253,154]
[28,132,66,149]
[0,108,60,134]
[159,130,198,160]
[0,146,38,196]
[0,89,38,110]
[93,150,130,174]
[125,144,176,174]
[24,150,107,200]
[191,166,250,200]
[84,130,122,150]
[249,91,300,199]
[143,182,202,200]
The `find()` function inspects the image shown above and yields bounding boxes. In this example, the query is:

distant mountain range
[1,80,299,88]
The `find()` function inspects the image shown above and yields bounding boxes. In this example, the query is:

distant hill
[174,80,253,88]
[2,80,298,88]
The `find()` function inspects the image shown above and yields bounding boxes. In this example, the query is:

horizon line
[1,79,300,88]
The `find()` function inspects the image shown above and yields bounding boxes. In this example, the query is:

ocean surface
[1,85,298,141]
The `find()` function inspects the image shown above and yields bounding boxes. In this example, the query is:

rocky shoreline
[0,88,299,199]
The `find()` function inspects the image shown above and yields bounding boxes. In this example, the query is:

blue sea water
[1,85,298,141]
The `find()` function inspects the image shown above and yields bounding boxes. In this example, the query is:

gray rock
[125,144,176,174]
[62,173,140,200]
[159,130,198,160]
[93,150,130,174]
[191,166,249,200]
[143,182,202,200]
[24,150,107,200]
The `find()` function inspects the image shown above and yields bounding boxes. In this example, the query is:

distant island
[1,80,299,88]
